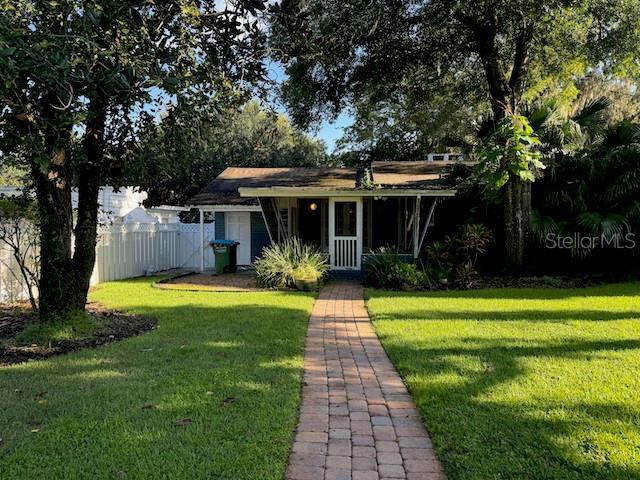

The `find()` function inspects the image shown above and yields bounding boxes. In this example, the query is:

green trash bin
[210,240,239,274]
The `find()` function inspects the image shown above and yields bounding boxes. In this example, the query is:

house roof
[189,162,465,206]
[189,167,359,206]
[371,160,472,189]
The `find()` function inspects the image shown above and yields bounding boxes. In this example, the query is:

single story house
[188,159,465,272]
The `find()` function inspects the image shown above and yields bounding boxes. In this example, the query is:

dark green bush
[424,223,492,288]
[364,247,431,290]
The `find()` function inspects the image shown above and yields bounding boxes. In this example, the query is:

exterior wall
[215,212,226,240]
[250,212,270,261]
[0,186,147,223]
[211,211,269,262]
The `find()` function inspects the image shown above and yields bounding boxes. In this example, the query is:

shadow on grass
[368,280,640,301]
[0,302,311,479]
[382,336,640,479]
[374,309,640,322]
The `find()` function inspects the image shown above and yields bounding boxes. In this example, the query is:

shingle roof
[189,167,358,205]
[189,162,466,206]
[371,160,472,189]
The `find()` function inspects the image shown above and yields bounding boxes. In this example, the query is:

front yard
[367,282,640,480]
[0,277,314,479]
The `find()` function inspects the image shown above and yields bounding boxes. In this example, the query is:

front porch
[254,193,444,271]
[195,193,450,272]
[188,162,462,272]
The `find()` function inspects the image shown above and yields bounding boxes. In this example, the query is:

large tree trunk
[466,13,534,273]
[33,142,77,321]
[70,100,106,310]
[494,100,532,273]
[34,99,106,320]
[502,174,531,272]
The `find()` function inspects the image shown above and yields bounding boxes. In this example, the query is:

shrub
[390,262,431,290]
[365,224,492,291]
[254,237,329,289]
[364,247,431,290]
[363,246,402,288]
[423,223,493,288]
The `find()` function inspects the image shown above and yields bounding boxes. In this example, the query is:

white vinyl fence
[0,222,215,303]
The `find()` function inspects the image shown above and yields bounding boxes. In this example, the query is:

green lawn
[0,277,314,479]
[367,282,640,480]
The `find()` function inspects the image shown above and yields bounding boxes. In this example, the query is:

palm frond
[572,97,610,130]
[626,201,640,222]
[604,167,640,201]
[531,211,559,243]
[576,212,630,237]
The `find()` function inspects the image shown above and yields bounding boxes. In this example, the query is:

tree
[0,1,267,320]
[476,115,544,269]
[270,0,640,271]
[133,99,329,206]
[530,96,640,259]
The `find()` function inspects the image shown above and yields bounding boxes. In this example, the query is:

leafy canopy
[133,99,329,205]
[270,0,640,156]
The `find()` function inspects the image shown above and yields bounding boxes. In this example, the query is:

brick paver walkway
[286,281,445,480]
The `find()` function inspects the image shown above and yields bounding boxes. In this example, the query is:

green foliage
[365,225,492,290]
[0,193,37,223]
[0,0,269,319]
[476,115,544,196]
[363,247,425,290]
[270,0,640,155]
[358,168,380,190]
[0,165,28,186]
[389,262,430,290]
[133,100,329,205]
[530,91,640,259]
[424,223,493,288]
[254,237,329,289]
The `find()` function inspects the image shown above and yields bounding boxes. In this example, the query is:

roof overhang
[148,205,190,213]
[238,187,456,198]
[188,204,263,212]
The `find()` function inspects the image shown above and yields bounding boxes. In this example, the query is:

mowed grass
[0,277,315,479]
[367,282,640,480]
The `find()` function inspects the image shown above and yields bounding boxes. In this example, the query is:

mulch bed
[0,303,156,367]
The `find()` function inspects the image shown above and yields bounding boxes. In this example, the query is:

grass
[9,311,100,346]
[366,282,640,480]
[0,277,315,479]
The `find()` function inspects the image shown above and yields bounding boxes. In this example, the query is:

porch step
[329,270,362,281]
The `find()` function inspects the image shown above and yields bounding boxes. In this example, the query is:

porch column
[199,208,205,272]
[413,196,421,258]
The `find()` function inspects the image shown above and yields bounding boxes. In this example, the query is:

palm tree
[528,95,640,257]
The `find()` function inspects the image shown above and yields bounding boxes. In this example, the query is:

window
[335,201,356,236]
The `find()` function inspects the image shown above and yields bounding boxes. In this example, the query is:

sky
[142,62,353,154]
[312,112,353,152]
[266,60,353,153]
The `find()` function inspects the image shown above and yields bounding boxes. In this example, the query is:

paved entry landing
[287,282,445,480]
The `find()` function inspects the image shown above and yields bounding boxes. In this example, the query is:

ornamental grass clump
[255,237,329,289]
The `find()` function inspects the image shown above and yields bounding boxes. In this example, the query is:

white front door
[329,198,362,270]
[226,212,252,265]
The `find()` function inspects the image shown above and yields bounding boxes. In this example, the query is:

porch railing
[333,237,359,270]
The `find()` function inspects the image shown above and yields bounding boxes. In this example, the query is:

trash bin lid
[210,239,239,246]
